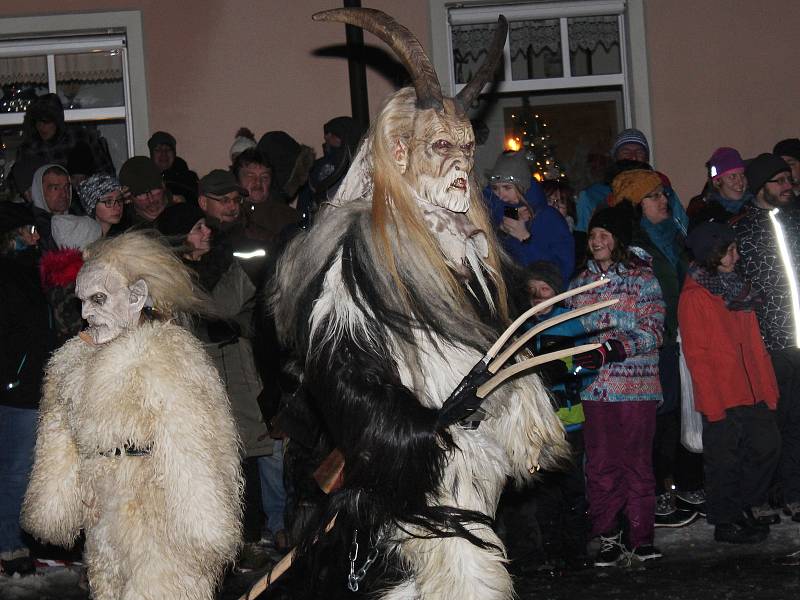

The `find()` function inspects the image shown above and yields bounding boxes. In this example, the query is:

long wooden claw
[485,278,609,361]
[477,343,600,399]
[488,298,618,373]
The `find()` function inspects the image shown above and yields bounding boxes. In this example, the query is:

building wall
[0,0,431,175]
[2,0,798,202]
[645,0,800,201]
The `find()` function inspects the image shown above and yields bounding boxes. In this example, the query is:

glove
[436,360,493,430]
[573,339,626,370]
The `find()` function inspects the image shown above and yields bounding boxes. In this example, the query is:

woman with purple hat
[687,147,752,227]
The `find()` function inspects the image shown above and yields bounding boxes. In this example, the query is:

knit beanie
[157,203,205,237]
[588,205,632,249]
[119,156,164,196]
[147,131,176,153]
[487,151,531,194]
[745,153,791,195]
[707,147,745,179]
[685,221,736,264]
[611,128,650,160]
[525,260,564,295]
[230,136,257,162]
[609,169,662,206]
[773,138,800,161]
[78,173,122,217]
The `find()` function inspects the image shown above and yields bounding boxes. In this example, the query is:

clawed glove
[436,360,494,430]
[573,339,626,370]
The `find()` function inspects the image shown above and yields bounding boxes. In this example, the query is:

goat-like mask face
[76,263,148,345]
[402,106,475,213]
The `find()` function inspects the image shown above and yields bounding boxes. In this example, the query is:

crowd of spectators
[2,91,800,576]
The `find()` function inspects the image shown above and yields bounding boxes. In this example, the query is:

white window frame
[0,10,149,157]
[428,0,653,158]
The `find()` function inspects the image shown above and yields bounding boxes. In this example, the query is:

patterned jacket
[732,203,800,351]
[567,253,665,403]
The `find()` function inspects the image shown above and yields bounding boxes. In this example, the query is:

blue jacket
[526,305,590,431]
[483,178,575,282]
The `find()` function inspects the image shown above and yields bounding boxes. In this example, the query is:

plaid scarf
[688,263,762,311]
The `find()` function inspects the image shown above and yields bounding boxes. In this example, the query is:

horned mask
[314,8,507,214]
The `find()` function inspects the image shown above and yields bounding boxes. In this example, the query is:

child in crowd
[567,205,666,566]
[679,222,780,544]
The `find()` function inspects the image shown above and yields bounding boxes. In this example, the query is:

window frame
[428,0,653,158]
[0,10,149,158]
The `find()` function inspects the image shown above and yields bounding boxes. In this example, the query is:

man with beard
[198,169,267,286]
[732,153,800,525]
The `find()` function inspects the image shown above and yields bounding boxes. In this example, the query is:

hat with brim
[199,169,248,198]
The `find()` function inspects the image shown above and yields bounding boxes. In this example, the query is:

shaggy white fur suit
[22,321,243,600]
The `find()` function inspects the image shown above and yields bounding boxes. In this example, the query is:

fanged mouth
[450,177,467,191]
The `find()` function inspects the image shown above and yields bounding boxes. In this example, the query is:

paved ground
[2,518,799,599]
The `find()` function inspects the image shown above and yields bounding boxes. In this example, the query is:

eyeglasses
[767,175,794,186]
[27,224,36,235]
[98,198,123,208]
[205,193,243,206]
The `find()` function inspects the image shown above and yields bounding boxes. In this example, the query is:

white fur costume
[22,321,243,600]
[273,201,568,600]
[267,9,569,599]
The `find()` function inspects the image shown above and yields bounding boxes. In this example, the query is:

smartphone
[503,205,519,220]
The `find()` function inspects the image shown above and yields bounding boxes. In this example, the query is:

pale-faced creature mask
[314,8,507,214]
[76,263,149,345]
[399,104,475,213]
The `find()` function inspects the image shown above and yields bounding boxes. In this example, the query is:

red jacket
[678,276,778,422]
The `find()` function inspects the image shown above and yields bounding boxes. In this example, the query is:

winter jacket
[0,249,53,409]
[484,177,575,282]
[567,252,665,403]
[191,254,272,458]
[162,156,199,205]
[678,275,778,422]
[17,101,115,176]
[631,222,689,346]
[732,202,800,350]
[687,189,751,230]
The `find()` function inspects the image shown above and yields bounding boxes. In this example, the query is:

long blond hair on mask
[81,230,213,320]
[368,87,510,323]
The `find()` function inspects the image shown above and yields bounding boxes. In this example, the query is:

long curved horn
[456,15,508,109]
[313,8,444,110]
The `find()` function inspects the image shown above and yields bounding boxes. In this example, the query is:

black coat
[0,249,54,409]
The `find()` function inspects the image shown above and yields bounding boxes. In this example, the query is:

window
[429,0,652,189]
[0,11,148,194]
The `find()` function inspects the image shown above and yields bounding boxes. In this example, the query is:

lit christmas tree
[505,110,566,182]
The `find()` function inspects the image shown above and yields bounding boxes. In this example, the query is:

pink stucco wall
[0,0,431,175]
[645,0,800,201]
[2,0,798,202]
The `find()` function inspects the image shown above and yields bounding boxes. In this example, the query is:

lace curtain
[452,15,619,81]
[0,52,123,85]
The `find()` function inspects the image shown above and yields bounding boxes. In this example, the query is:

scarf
[708,189,750,215]
[688,263,762,311]
[640,216,680,267]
